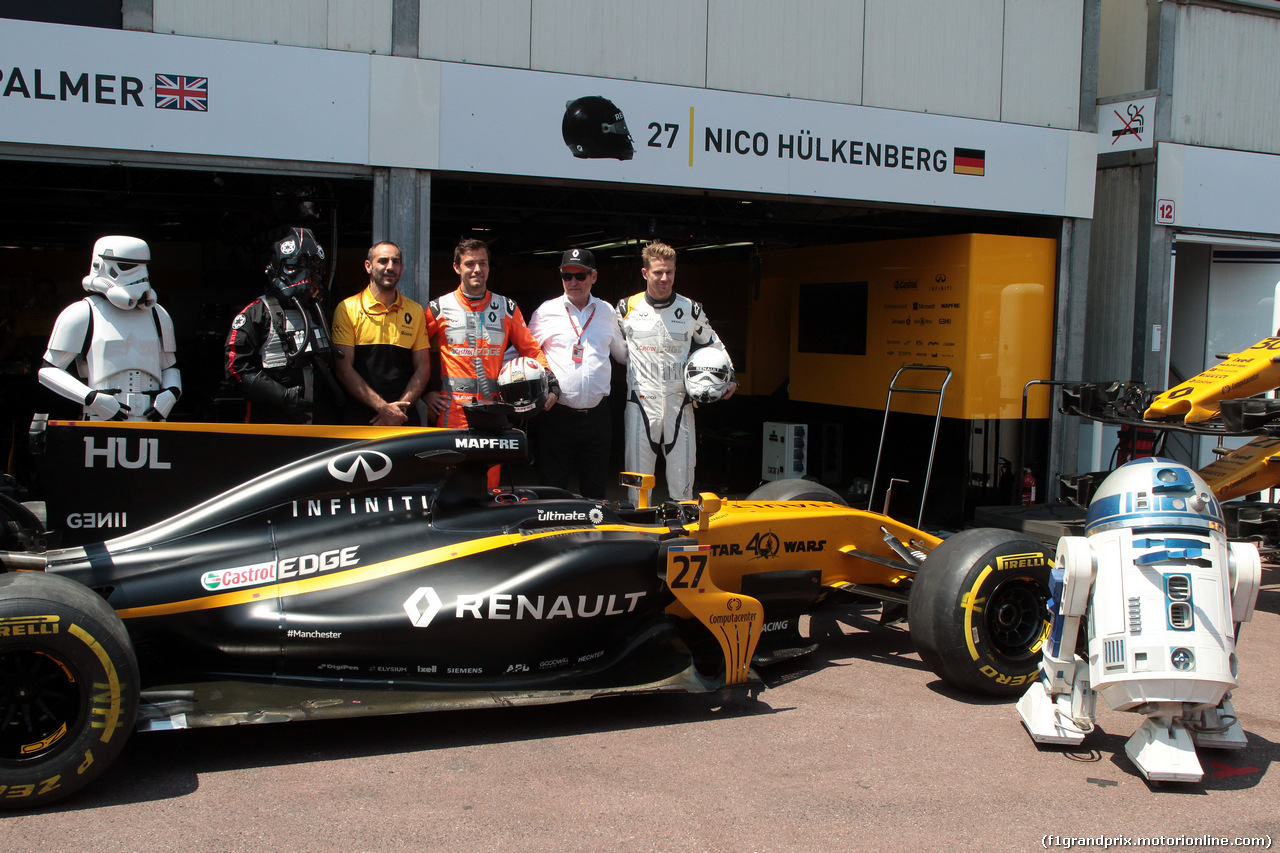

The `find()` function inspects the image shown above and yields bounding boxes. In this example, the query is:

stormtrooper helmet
[83,236,155,310]
[684,347,734,403]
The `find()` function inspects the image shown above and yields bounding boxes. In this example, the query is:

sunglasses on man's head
[560,271,590,281]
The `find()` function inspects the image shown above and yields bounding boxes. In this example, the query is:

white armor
[617,291,730,501]
[1016,458,1261,782]
[39,236,181,421]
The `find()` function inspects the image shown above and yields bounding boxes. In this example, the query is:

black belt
[555,402,603,415]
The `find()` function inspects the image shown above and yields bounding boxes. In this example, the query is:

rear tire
[907,528,1052,697]
[0,572,138,809]
[746,479,848,505]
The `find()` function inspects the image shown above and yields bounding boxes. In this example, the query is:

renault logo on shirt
[327,450,393,483]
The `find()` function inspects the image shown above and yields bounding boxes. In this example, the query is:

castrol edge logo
[201,547,360,591]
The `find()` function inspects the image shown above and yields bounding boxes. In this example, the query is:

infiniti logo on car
[327,450,393,483]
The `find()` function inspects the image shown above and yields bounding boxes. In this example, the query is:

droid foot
[1125,718,1204,782]
[1017,681,1088,746]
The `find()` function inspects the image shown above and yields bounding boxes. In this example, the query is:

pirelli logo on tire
[995,552,1048,571]
[0,615,60,637]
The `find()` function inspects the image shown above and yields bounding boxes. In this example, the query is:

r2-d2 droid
[1016,457,1261,782]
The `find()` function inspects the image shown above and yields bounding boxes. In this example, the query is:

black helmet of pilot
[266,227,327,303]
[562,96,635,161]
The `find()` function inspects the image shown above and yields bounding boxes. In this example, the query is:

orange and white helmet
[498,357,549,415]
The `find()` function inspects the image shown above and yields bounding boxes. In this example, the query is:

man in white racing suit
[616,241,736,502]
[39,236,181,421]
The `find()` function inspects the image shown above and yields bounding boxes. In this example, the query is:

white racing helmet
[498,356,550,415]
[684,346,734,403]
[83,235,155,310]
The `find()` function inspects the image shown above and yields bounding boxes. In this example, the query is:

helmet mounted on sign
[562,96,635,161]
[266,227,327,303]
[498,357,550,416]
[83,235,156,310]
[684,347,734,403]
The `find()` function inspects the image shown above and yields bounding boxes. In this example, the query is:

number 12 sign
[1157,198,1176,225]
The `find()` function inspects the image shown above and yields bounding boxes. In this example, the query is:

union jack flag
[154,74,208,111]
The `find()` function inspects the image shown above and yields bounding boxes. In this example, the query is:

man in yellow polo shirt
[332,241,431,426]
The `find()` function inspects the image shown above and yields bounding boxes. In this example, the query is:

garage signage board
[1154,142,1280,234]
[0,19,369,164]
[439,63,1097,219]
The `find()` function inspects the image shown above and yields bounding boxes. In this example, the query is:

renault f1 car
[0,410,1053,808]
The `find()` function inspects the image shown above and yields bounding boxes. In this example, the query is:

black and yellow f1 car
[0,410,1052,808]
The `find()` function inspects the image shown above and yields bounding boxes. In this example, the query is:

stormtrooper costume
[40,236,181,421]
[617,291,731,501]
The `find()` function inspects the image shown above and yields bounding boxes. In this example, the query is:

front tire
[0,572,138,809]
[747,479,848,505]
[907,528,1052,697]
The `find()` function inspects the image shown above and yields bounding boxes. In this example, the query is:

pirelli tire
[0,571,138,809]
[906,528,1053,697]
[747,479,848,505]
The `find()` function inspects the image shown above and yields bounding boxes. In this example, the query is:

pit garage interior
[0,157,1065,525]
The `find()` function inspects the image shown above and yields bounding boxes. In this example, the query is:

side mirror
[619,472,655,509]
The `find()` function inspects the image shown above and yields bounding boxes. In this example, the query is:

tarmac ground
[5,560,1279,853]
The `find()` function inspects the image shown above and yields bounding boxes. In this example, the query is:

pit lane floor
[6,564,1280,853]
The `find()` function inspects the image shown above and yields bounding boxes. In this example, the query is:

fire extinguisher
[1021,468,1037,505]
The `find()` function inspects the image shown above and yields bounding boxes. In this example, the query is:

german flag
[953,147,986,176]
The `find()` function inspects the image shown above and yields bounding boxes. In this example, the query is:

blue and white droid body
[1016,458,1261,782]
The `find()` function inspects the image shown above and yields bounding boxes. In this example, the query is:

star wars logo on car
[403,587,647,628]
[709,532,826,559]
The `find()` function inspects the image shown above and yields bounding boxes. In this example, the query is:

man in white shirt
[528,248,628,498]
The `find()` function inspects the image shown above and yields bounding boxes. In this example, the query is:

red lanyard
[566,302,596,364]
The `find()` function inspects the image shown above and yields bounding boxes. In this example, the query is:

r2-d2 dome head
[683,347,734,404]
[1084,457,1223,536]
[83,235,155,310]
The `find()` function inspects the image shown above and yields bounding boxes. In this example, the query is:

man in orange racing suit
[425,238,560,433]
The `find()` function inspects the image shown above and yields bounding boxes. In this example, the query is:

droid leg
[1125,705,1204,783]
[1017,658,1096,745]
[1018,537,1097,745]
[1187,695,1248,750]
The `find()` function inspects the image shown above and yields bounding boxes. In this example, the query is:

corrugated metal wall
[1097,0,1147,98]
[1001,0,1084,127]
[529,0,708,86]
[863,0,1004,120]
[705,0,864,104]
[1171,3,1280,155]
[418,0,531,67]
[152,0,1087,130]
[153,0,393,53]
[1085,166,1142,381]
